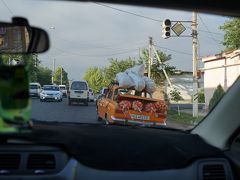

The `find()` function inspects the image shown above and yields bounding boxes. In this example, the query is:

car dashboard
[0,122,236,180]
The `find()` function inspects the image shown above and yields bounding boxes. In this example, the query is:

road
[31,98,99,123]
[31,98,192,130]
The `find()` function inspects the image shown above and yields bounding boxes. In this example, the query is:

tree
[209,84,225,111]
[169,88,183,115]
[36,66,52,86]
[84,58,138,93]
[0,54,40,82]
[53,67,69,86]
[84,67,105,93]
[220,18,240,50]
[139,49,175,84]
[104,58,138,85]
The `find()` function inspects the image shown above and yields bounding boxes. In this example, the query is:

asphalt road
[31,98,100,123]
[31,97,193,130]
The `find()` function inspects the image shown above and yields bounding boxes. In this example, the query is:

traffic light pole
[192,11,198,117]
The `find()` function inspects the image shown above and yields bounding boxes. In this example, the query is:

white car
[40,85,63,102]
[59,85,67,97]
[88,88,94,102]
[29,82,42,98]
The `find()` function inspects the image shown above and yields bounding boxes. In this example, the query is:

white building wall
[203,51,240,107]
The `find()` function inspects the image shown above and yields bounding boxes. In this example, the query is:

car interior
[0,0,239,180]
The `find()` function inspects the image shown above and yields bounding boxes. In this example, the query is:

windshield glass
[0,0,238,131]
[71,82,87,90]
[30,85,38,89]
[43,86,59,91]
[59,86,66,90]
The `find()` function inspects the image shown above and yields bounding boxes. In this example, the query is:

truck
[97,81,167,127]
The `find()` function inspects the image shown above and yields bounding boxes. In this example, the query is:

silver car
[40,85,63,102]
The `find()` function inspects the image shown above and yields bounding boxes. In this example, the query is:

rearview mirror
[0,17,49,54]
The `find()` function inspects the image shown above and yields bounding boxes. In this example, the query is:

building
[202,49,240,107]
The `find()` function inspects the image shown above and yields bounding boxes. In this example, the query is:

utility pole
[192,11,198,117]
[61,67,62,85]
[148,37,153,78]
[52,58,56,84]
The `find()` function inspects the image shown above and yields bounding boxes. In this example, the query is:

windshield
[71,82,87,90]
[30,85,38,89]
[59,86,66,90]
[43,86,59,91]
[0,0,238,131]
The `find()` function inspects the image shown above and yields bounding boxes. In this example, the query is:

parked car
[88,88,94,102]
[40,85,63,102]
[68,81,89,106]
[59,85,67,97]
[29,82,42,98]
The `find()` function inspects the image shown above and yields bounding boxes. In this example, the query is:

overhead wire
[1,0,14,15]
[198,14,222,49]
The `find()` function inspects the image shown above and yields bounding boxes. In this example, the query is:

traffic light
[162,19,171,39]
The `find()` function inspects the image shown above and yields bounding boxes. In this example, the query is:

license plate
[74,91,83,93]
[130,114,150,120]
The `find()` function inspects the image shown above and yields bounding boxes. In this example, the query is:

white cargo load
[116,64,156,93]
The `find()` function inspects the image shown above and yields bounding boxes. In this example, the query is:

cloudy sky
[0,0,228,80]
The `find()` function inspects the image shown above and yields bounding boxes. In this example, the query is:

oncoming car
[29,82,41,98]
[88,88,94,102]
[40,85,63,102]
[59,85,67,97]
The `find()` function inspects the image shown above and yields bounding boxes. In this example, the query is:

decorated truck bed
[97,84,167,126]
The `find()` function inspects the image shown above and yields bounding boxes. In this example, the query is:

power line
[51,34,146,50]
[155,45,192,56]
[95,2,224,37]
[198,14,222,49]
[1,0,14,15]
[51,46,139,57]
[94,2,162,22]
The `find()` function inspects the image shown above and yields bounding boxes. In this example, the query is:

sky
[0,0,228,80]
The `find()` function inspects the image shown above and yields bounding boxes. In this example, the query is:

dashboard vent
[0,154,20,169]
[202,164,226,180]
[27,154,55,169]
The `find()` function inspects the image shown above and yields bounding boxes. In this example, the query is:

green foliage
[0,54,40,82]
[36,66,52,86]
[209,84,225,111]
[168,110,203,125]
[104,58,138,85]
[139,49,175,84]
[84,67,106,93]
[0,54,52,85]
[169,88,183,103]
[84,58,138,93]
[53,67,69,86]
[220,18,240,50]
[83,48,174,93]
[198,89,205,103]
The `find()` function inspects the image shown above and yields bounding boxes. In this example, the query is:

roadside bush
[198,89,205,103]
[209,84,225,111]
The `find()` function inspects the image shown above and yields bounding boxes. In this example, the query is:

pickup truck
[97,82,167,127]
